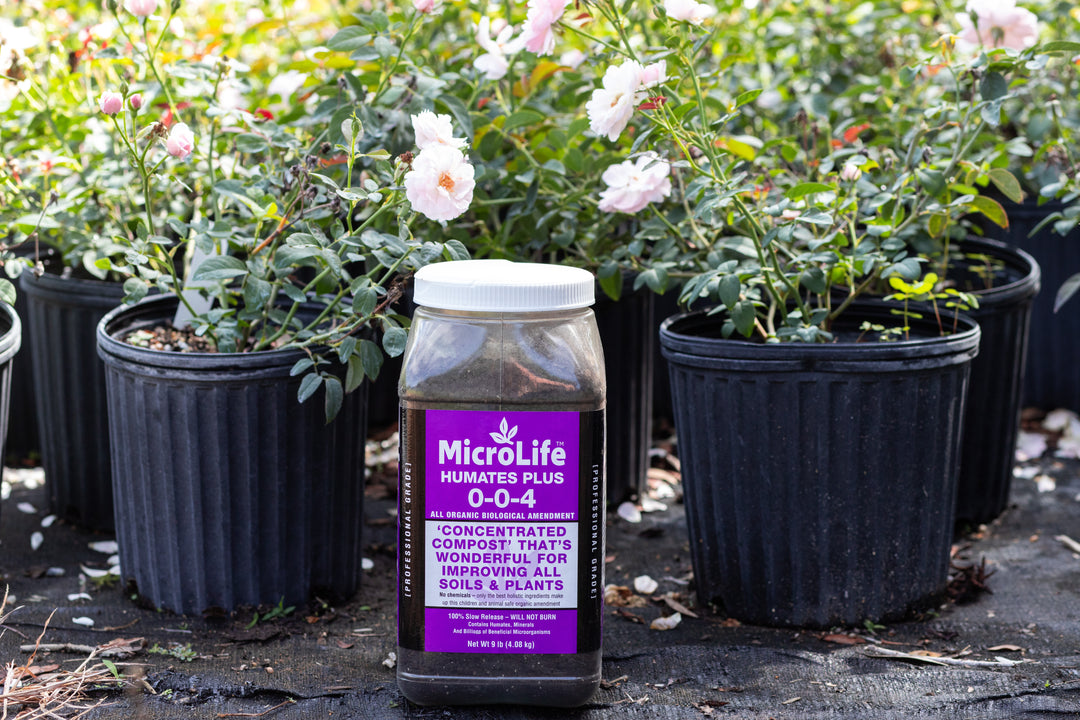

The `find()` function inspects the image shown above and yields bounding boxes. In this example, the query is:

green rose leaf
[360,338,384,381]
[327,26,370,52]
[785,182,835,200]
[382,326,408,358]
[0,279,15,306]
[297,372,323,404]
[987,168,1024,204]
[732,300,757,338]
[324,375,344,424]
[1054,272,1080,313]
[191,255,248,281]
[969,195,1008,229]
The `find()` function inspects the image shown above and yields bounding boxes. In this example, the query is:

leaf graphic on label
[489,417,517,444]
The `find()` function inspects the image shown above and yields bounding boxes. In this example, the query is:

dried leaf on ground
[987,644,1024,652]
[820,633,866,645]
[661,593,699,619]
[614,608,645,624]
[605,585,648,608]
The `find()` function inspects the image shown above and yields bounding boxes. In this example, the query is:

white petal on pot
[30,532,44,551]
[617,502,642,523]
[634,575,659,594]
[41,515,58,527]
[89,541,119,555]
[650,612,682,631]
[17,502,37,514]
[1035,475,1056,493]
[72,616,95,627]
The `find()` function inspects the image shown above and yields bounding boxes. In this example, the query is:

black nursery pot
[6,250,40,463]
[982,199,1080,412]
[594,277,655,505]
[0,304,22,524]
[954,238,1040,524]
[97,295,367,615]
[20,267,126,531]
[660,303,979,628]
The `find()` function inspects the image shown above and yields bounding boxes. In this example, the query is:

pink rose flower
[412,0,438,13]
[598,153,672,214]
[586,60,646,142]
[411,111,467,151]
[125,0,158,18]
[474,16,525,81]
[840,163,862,182]
[165,122,195,160]
[404,145,476,222]
[128,93,143,111]
[639,61,667,88]
[99,91,123,116]
[664,0,716,25]
[958,0,1039,50]
[520,0,571,56]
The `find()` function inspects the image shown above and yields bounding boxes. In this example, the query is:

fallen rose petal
[72,616,95,627]
[31,532,44,551]
[1035,475,1056,493]
[650,612,682,631]
[1015,431,1047,461]
[617,502,642,523]
[1042,408,1079,432]
[383,651,397,668]
[362,558,374,571]
[68,593,92,602]
[17,502,37,514]
[640,497,668,513]
[634,575,659,594]
[41,515,57,527]
[90,540,119,554]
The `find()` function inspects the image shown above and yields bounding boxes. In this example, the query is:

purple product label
[424,608,578,653]
[424,409,580,521]
[422,409,581,654]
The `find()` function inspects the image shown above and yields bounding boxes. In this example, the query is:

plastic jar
[397,259,607,706]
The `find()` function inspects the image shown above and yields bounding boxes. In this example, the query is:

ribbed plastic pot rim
[960,236,1040,306]
[659,299,980,363]
[97,294,313,373]
[19,262,126,305]
[0,302,22,363]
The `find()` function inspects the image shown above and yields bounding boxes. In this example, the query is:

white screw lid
[414,260,595,312]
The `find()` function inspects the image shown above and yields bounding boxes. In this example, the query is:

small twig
[216,698,296,717]
[862,646,1033,668]
[1055,535,1080,555]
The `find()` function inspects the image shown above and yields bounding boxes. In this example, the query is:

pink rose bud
[125,0,158,17]
[165,122,195,160]
[840,163,862,182]
[99,91,124,116]
[128,93,143,111]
